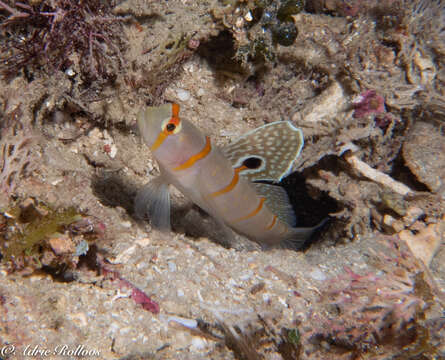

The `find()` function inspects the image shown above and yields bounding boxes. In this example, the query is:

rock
[398,218,444,267]
[293,81,348,124]
[403,206,424,227]
[382,214,404,233]
[49,234,76,255]
[407,51,437,86]
[309,267,326,281]
[380,191,408,216]
[176,88,190,101]
[402,121,445,192]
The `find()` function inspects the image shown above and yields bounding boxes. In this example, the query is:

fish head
[137,103,207,169]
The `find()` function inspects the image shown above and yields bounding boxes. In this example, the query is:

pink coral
[129,285,160,313]
[101,264,160,314]
[300,235,444,357]
[353,90,385,118]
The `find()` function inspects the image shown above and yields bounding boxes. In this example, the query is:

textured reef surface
[0,0,444,358]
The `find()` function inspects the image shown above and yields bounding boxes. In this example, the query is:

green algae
[272,22,298,46]
[287,328,300,345]
[277,0,305,22]
[233,0,304,64]
[0,201,81,265]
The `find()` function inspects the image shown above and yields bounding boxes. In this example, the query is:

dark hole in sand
[197,30,245,76]
[284,155,345,247]
[281,172,338,229]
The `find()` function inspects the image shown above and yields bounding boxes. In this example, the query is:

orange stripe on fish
[150,104,182,152]
[170,103,181,127]
[150,131,168,152]
[209,165,247,198]
[266,215,277,230]
[233,197,265,223]
[173,136,212,171]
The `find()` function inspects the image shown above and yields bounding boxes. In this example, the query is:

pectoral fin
[134,175,171,231]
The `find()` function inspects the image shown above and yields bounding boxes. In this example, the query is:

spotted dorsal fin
[222,121,304,183]
[251,183,296,226]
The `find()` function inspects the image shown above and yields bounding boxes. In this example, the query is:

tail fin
[284,217,330,250]
[134,176,171,231]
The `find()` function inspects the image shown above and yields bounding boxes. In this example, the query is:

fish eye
[243,157,262,169]
[166,123,176,132]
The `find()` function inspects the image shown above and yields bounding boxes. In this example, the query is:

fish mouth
[137,108,154,144]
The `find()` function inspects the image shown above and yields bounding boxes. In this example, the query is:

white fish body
[135,103,318,248]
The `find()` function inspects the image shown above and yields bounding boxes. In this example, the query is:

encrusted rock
[49,234,76,255]
[403,206,424,227]
[398,218,444,267]
[382,214,404,233]
[293,81,347,124]
[402,121,445,192]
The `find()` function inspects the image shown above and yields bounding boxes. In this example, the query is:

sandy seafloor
[0,0,444,359]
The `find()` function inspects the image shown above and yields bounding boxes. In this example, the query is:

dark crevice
[76,244,101,273]
[282,170,340,228]
[41,244,100,283]
[40,265,77,282]
[82,154,107,169]
[282,156,345,247]
[197,30,245,75]
[380,39,401,57]
[132,14,163,25]
[390,151,430,192]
